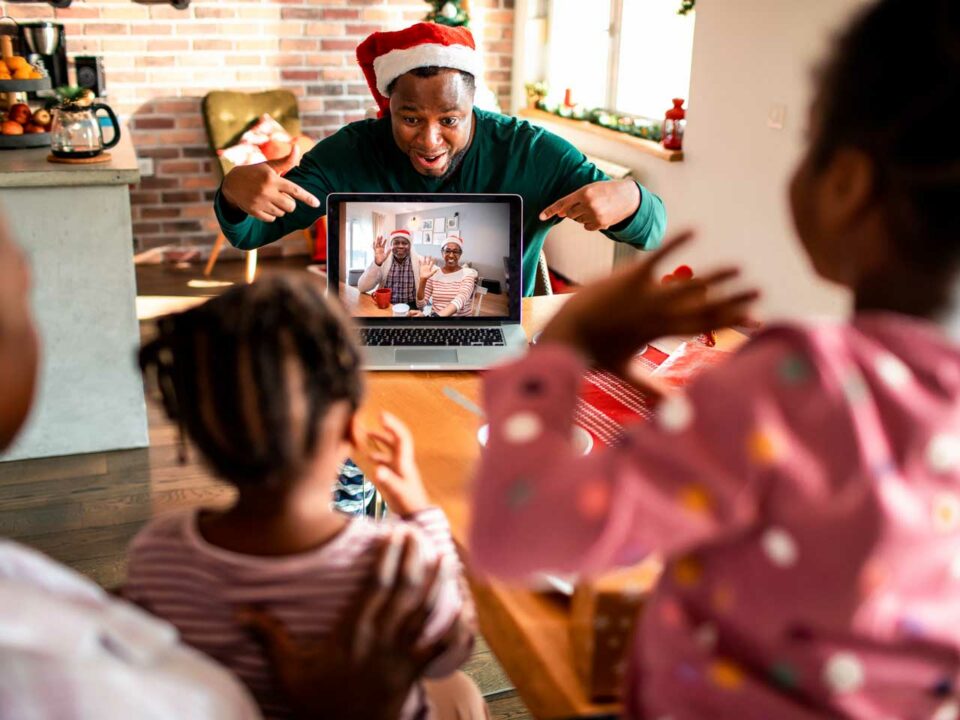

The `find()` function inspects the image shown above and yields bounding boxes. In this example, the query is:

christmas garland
[534,100,663,143]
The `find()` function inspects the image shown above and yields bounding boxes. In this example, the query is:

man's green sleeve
[537,130,667,251]
[213,141,336,251]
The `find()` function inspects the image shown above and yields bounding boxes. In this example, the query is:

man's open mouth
[413,152,447,171]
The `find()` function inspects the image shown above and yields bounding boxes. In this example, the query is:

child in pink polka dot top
[470,1,960,717]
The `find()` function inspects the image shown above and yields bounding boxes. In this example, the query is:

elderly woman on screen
[415,235,478,317]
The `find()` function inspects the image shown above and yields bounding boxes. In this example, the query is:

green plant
[678,0,695,15]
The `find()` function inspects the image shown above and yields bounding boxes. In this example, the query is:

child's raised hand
[539,231,759,377]
[367,411,431,517]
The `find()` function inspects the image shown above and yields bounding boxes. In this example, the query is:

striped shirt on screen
[417,268,478,317]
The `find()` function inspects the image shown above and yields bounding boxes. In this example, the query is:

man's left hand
[539,179,640,232]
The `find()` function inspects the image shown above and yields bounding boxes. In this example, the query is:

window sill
[518,108,684,163]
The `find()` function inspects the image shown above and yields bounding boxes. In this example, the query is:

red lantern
[663,98,686,151]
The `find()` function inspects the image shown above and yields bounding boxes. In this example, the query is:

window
[347,212,386,271]
[537,0,696,119]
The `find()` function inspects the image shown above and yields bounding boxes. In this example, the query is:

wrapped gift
[570,555,663,700]
[650,341,731,388]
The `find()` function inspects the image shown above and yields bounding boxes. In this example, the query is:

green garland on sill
[535,101,663,143]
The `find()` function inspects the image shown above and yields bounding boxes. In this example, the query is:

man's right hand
[220,145,320,223]
[373,235,387,266]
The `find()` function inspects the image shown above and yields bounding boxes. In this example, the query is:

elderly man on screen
[214,22,667,296]
[357,228,421,304]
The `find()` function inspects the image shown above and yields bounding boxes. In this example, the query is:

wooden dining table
[349,293,745,719]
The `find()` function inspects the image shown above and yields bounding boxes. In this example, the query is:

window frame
[538,0,693,120]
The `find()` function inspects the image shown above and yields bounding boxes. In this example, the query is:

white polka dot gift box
[569,554,664,700]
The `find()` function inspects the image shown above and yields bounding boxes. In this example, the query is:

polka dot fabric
[470,317,960,719]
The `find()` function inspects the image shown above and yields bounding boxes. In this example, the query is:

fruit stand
[0,34,54,148]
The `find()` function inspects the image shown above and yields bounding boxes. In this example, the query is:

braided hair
[140,275,363,489]
[812,0,960,272]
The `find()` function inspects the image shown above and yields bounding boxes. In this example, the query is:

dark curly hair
[139,275,363,489]
[386,66,476,96]
[812,0,960,271]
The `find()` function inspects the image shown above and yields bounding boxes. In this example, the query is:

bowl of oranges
[0,54,50,92]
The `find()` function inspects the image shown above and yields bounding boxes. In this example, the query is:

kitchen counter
[0,130,147,462]
[0,133,139,188]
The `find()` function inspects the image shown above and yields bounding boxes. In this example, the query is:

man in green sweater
[215,22,667,296]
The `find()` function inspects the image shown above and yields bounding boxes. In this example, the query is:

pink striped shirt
[125,508,473,720]
[417,268,478,317]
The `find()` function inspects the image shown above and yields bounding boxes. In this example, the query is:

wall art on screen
[421,218,434,231]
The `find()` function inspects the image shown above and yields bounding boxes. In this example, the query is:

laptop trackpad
[396,349,459,364]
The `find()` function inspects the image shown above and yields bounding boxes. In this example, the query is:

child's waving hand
[367,411,431,517]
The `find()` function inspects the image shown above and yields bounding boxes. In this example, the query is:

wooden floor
[0,256,532,719]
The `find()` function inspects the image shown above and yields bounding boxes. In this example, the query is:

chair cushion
[202,89,305,175]
[217,113,292,168]
[202,90,302,151]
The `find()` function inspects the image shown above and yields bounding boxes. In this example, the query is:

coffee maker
[19,22,68,90]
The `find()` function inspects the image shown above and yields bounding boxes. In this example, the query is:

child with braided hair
[127,275,482,720]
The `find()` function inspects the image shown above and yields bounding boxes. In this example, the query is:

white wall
[535,0,872,321]
[396,203,511,287]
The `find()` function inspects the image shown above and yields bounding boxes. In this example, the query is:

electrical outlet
[767,103,787,131]
[137,157,155,177]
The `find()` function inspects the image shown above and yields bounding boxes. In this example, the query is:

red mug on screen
[374,287,392,309]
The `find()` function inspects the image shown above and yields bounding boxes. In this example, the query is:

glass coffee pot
[49,101,120,159]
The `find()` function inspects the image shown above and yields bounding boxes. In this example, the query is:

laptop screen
[326,194,523,324]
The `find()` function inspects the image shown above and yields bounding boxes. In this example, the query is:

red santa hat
[357,23,482,118]
[389,229,412,245]
[442,233,464,251]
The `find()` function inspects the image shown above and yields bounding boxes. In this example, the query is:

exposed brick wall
[0,0,515,254]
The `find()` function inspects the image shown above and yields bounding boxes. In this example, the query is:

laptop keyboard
[359,327,506,347]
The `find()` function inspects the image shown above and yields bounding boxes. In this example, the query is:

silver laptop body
[327,193,528,371]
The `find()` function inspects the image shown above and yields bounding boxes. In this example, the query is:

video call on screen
[338,201,513,319]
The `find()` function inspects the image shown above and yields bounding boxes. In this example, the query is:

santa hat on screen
[442,234,464,250]
[389,229,412,245]
[357,23,482,118]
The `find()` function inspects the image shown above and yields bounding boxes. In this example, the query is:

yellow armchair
[201,89,315,281]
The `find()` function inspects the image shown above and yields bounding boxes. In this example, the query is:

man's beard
[437,147,468,181]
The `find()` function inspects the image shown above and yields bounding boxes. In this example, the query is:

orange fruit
[28,71,41,80]
[5,56,27,71]
[13,67,31,80]
[2,120,24,135]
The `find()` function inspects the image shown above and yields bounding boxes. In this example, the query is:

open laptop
[327,193,528,370]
